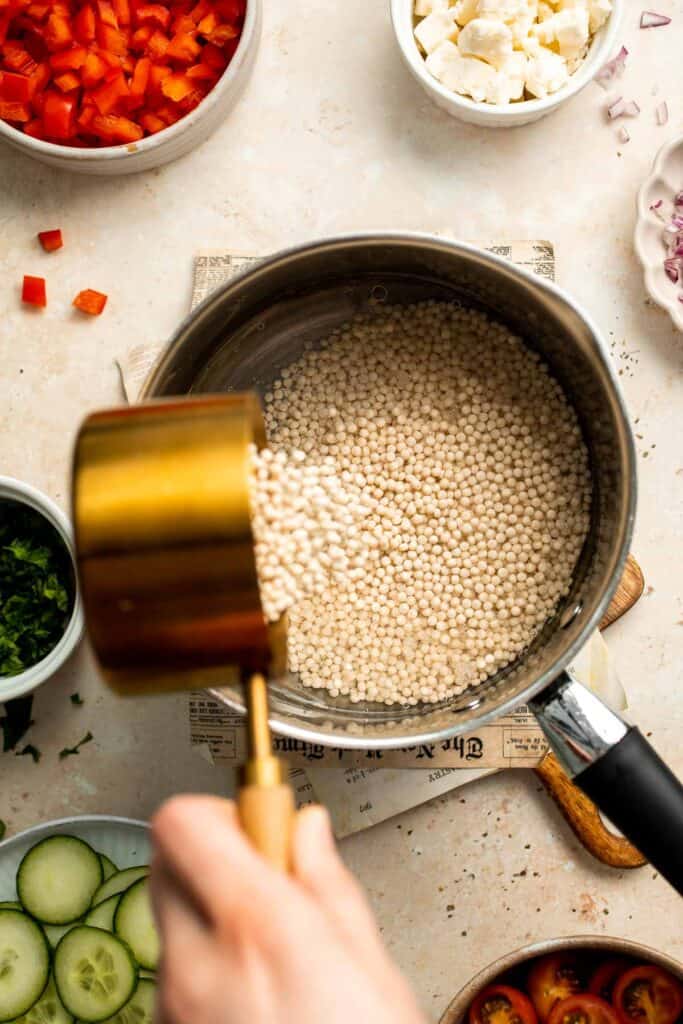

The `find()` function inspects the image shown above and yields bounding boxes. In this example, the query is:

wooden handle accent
[532,553,646,869]
[599,554,645,630]
[534,751,646,868]
[238,782,296,872]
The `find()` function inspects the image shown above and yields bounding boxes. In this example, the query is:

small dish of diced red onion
[635,134,683,333]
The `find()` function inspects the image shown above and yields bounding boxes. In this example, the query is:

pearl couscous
[249,300,591,706]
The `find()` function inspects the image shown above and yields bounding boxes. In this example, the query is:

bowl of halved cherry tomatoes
[0,0,259,172]
[440,937,683,1024]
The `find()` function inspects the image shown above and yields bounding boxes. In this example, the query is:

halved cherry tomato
[38,228,63,252]
[589,960,633,1003]
[548,995,619,1024]
[470,986,539,1024]
[613,966,683,1024]
[529,955,584,1022]
[22,274,46,307]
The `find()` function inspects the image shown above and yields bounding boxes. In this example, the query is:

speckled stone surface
[1,0,682,1018]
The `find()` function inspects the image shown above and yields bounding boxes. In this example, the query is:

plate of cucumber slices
[0,816,157,1024]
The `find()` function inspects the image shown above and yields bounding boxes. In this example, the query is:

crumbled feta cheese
[496,49,528,98]
[458,17,513,67]
[475,0,537,43]
[587,0,611,31]
[532,6,588,58]
[414,0,449,17]
[524,44,569,95]
[536,1,554,18]
[414,9,459,53]
[426,42,499,100]
[452,0,480,26]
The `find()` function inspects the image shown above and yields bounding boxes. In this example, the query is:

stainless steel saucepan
[142,234,683,892]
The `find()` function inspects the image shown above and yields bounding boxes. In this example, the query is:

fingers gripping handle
[531,671,683,894]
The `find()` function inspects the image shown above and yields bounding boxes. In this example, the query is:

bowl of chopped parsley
[0,477,83,701]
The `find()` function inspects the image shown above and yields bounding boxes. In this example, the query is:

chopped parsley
[0,502,74,677]
[59,731,93,760]
[70,693,84,706]
[16,743,41,763]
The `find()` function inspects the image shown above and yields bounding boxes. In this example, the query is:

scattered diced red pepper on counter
[73,287,107,314]
[22,274,47,306]
[38,227,63,250]
[0,0,244,145]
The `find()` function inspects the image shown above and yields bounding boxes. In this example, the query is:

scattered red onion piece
[674,192,683,206]
[595,45,628,88]
[608,97,640,119]
[618,126,630,143]
[655,101,669,125]
[640,10,671,26]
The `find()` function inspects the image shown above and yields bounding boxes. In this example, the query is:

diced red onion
[640,10,671,26]
[656,100,669,125]
[664,259,680,282]
[651,199,663,209]
[608,97,640,119]
[675,192,683,207]
[595,45,628,88]
[618,126,630,143]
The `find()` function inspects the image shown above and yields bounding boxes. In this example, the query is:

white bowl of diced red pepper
[0,0,259,173]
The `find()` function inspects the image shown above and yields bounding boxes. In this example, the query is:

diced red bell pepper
[138,109,163,131]
[92,68,128,113]
[43,88,75,136]
[81,50,107,86]
[127,53,149,104]
[145,27,168,58]
[189,0,211,22]
[165,29,199,60]
[147,60,169,93]
[199,40,226,69]
[49,44,87,70]
[3,44,37,74]
[112,0,130,27]
[90,111,141,141]
[96,0,118,28]
[44,12,73,49]
[130,23,152,47]
[77,101,95,126]
[96,22,129,54]
[186,61,217,80]
[160,69,192,100]
[53,69,79,90]
[134,3,168,28]
[22,274,46,307]
[0,98,29,119]
[176,83,203,112]
[196,10,216,34]
[38,228,63,251]
[213,0,244,19]
[0,70,30,101]
[73,288,108,314]
[23,115,44,135]
[170,12,194,33]
[26,2,49,18]
[73,3,96,42]
[206,22,237,45]
[27,61,50,98]
[98,46,122,67]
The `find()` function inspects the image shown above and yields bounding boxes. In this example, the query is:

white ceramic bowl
[0,0,261,175]
[390,0,622,127]
[0,476,83,702]
[635,133,683,333]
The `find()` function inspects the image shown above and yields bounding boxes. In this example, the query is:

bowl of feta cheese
[391,0,621,126]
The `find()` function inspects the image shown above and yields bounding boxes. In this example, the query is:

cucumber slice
[137,973,154,982]
[83,899,119,934]
[96,860,116,885]
[17,839,102,926]
[9,975,73,1024]
[42,926,78,951]
[113,882,158,972]
[0,906,20,913]
[91,872,147,910]
[53,928,137,1024]
[0,909,50,1022]
[99,979,155,1024]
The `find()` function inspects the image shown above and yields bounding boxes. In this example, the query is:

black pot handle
[530,671,683,895]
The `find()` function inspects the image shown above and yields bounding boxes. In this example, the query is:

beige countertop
[1,0,682,1018]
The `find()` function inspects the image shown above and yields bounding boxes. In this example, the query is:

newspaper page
[115,240,626,838]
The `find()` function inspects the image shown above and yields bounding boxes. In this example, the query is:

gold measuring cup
[72,393,294,871]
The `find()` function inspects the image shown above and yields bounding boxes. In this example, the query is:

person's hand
[150,796,427,1024]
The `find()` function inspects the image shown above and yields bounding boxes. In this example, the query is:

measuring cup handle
[531,671,683,895]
